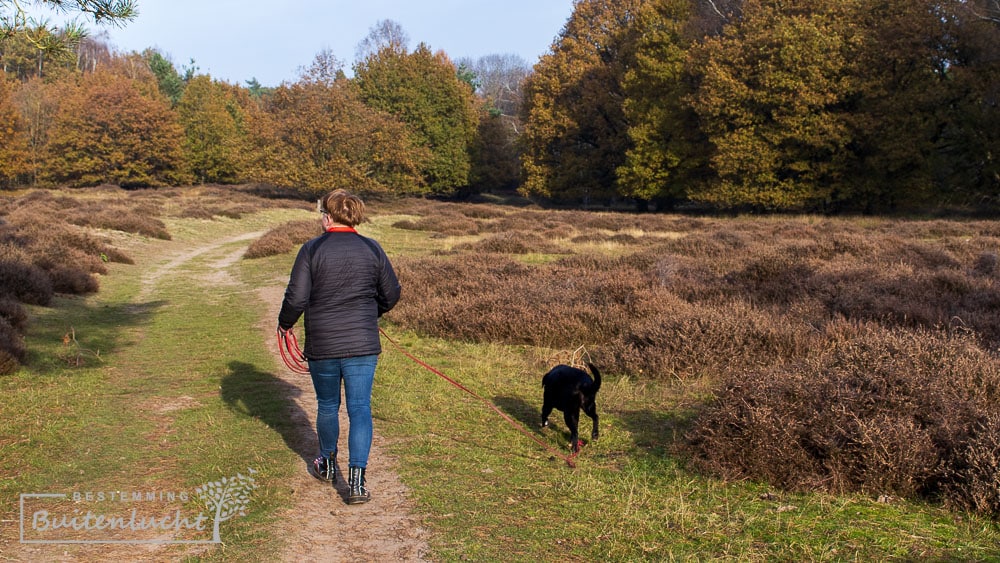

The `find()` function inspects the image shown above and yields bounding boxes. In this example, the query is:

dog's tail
[586,363,602,393]
[541,367,553,388]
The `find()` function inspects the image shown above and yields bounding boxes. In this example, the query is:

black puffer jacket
[278,230,401,359]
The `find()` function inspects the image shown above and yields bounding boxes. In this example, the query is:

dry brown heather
[244,219,322,259]
[382,201,1000,517]
[4,188,1000,518]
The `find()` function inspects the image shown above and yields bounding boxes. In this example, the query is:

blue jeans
[308,355,378,468]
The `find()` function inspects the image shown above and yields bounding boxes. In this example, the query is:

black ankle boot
[347,466,370,504]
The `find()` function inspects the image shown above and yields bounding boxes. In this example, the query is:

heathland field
[2,186,1000,561]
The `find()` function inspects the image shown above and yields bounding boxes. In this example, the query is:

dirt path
[197,232,430,561]
[257,287,432,562]
[202,231,431,561]
[5,227,431,562]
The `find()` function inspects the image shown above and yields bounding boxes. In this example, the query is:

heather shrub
[601,298,817,379]
[0,260,53,305]
[722,252,815,306]
[973,251,999,276]
[572,212,623,231]
[806,262,1000,347]
[453,203,507,220]
[660,233,739,261]
[0,297,27,332]
[685,323,1000,516]
[542,223,577,240]
[35,245,107,275]
[0,207,131,297]
[0,318,25,361]
[175,206,216,220]
[244,219,321,259]
[68,207,171,239]
[46,266,99,294]
[60,230,133,265]
[452,232,568,255]
[484,212,545,234]
[393,214,480,236]
[391,254,644,346]
[0,241,30,264]
[178,202,257,220]
[945,411,1000,516]
[0,319,24,375]
[882,241,962,270]
[570,232,638,245]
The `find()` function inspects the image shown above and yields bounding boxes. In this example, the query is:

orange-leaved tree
[42,70,190,187]
[0,77,30,188]
[243,64,427,197]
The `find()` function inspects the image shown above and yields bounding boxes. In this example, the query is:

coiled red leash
[378,327,580,468]
[276,328,310,374]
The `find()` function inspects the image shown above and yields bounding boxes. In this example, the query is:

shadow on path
[221,360,315,462]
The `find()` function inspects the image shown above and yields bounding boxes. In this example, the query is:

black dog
[541,363,601,453]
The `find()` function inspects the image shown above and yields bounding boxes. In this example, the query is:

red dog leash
[277,328,310,374]
[378,327,580,468]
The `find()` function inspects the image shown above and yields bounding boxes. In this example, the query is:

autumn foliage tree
[0,77,29,187]
[617,0,702,208]
[177,74,246,184]
[243,55,427,197]
[354,41,479,195]
[520,0,648,204]
[937,1,1000,205]
[42,70,190,187]
[835,0,969,212]
[686,0,861,210]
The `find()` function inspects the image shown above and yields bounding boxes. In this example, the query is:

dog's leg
[563,408,581,452]
[583,402,599,441]
[541,402,553,429]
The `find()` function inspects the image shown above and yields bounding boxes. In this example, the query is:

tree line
[0,16,526,199]
[3,0,1000,212]
[523,0,1000,212]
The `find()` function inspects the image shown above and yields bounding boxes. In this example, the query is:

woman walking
[278,189,401,504]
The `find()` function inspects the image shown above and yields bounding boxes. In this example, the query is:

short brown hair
[321,189,367,227]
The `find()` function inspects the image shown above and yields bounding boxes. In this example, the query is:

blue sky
[87,1,576,86]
